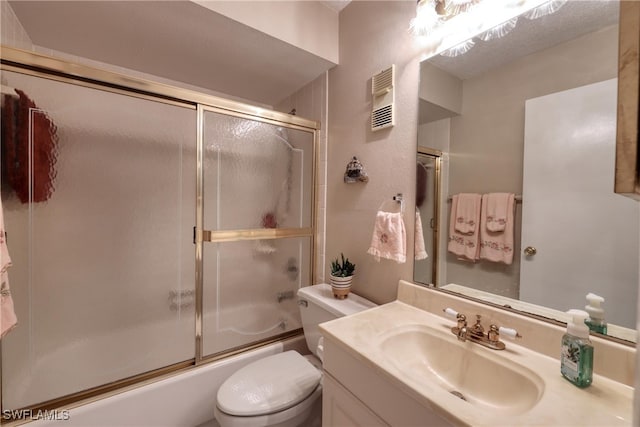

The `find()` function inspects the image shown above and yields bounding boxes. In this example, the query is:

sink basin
[378,324,544,415]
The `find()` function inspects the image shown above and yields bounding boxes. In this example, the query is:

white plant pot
[330,275,353,299]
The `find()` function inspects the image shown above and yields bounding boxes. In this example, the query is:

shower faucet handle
[277,290,294,303]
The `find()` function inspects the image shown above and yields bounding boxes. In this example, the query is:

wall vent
[371,65,395,131]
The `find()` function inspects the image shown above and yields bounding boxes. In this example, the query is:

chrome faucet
[443,308,521,350]
[454,313,468,341]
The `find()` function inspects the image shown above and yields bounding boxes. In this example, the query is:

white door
[520,79,639,328]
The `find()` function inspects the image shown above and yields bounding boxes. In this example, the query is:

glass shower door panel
[202,110,314,231]
[202,237,311,356]
[1,71,196,410]
[414,154,437,285]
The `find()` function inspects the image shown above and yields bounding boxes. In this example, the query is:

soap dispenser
[561,309,593,388]
[585,293,607,334]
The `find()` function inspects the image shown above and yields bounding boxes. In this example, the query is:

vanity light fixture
[443,0,481,16]
[411,0,568,57]
[409,0,444,37]
[410,0,480,38]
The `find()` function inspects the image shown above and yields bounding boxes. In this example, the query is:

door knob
[524,246,537,256]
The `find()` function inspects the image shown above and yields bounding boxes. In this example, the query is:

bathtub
[27,335,307,427]
[4,301,301,412]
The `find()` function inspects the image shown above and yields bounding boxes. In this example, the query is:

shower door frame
[195,104,317,362]
[0,45,318,418]
[414,147,442,286]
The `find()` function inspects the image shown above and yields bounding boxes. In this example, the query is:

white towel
[448,194,480,262]
[414,208,428,260]
[1,196,17,338]
[367,211,406,263]
[485,193,511,232]
[480,193,515,265]
[454,193,481,234]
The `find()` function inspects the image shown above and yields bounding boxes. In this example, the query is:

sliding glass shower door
[1,49,318,415]
[1,70,197,410]
[199,108,315,357]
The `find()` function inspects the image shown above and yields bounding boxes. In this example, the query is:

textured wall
[327,1,422,304]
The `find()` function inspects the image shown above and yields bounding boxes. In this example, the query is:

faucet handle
[499,326,521,340]
[443,307,466,322]
[489,324,522,342]
[443,307,459,319]
[443,308,467,329]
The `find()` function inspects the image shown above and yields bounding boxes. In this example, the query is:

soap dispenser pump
[561,309,593,388]
[585,293,607,334]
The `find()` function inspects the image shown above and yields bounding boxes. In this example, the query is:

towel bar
[447,194,522,202]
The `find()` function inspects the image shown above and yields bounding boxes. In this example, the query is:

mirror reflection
[415,149,442,286]
[415,0,638,343]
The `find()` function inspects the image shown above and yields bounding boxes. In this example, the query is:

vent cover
[371,65,395,131]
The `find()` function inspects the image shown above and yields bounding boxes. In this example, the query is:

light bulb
[410,0,443,37]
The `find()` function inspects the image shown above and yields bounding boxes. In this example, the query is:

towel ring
[378,193,404,214]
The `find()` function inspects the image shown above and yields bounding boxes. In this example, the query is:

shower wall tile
[319,166,327,208]
[319,137,328,162]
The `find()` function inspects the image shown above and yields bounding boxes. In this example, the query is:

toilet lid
[217,350,322,417]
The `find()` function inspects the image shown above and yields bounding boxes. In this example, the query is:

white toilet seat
[215,384,322,427]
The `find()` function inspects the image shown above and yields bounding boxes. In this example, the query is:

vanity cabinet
[323,373,389,427]
[321,337,454,427]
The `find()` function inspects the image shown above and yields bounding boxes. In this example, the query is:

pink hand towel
[485,193,511,232]
[480,193,515,265]
[0,196,17,338]
[414,208,428,261]
[367,211,406,264]
[454,193,481,234]
[447,194,480,262]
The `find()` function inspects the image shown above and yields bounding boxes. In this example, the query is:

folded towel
[454,193,481,234]
[415,208,428,260]
[367,211,406,263]
[448,194,481,262]
[480,193,515,265]
[485,193,511,232]
[0,196,17,338]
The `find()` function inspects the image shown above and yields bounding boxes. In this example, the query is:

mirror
[414,149,442,286]
[415,0,639,343]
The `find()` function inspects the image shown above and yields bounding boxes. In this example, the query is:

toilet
[214,283,376,427]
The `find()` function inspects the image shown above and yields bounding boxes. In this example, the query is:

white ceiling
[428,0,619,80]
[9,1,336,106]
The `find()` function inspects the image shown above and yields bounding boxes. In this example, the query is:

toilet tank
[297,284,376,357]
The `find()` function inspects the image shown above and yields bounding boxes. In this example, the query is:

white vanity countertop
[319,301,634,427]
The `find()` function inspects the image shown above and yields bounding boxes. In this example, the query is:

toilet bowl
[214,284,376,427]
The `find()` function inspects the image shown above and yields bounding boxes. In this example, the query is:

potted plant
[330,253,356,299]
